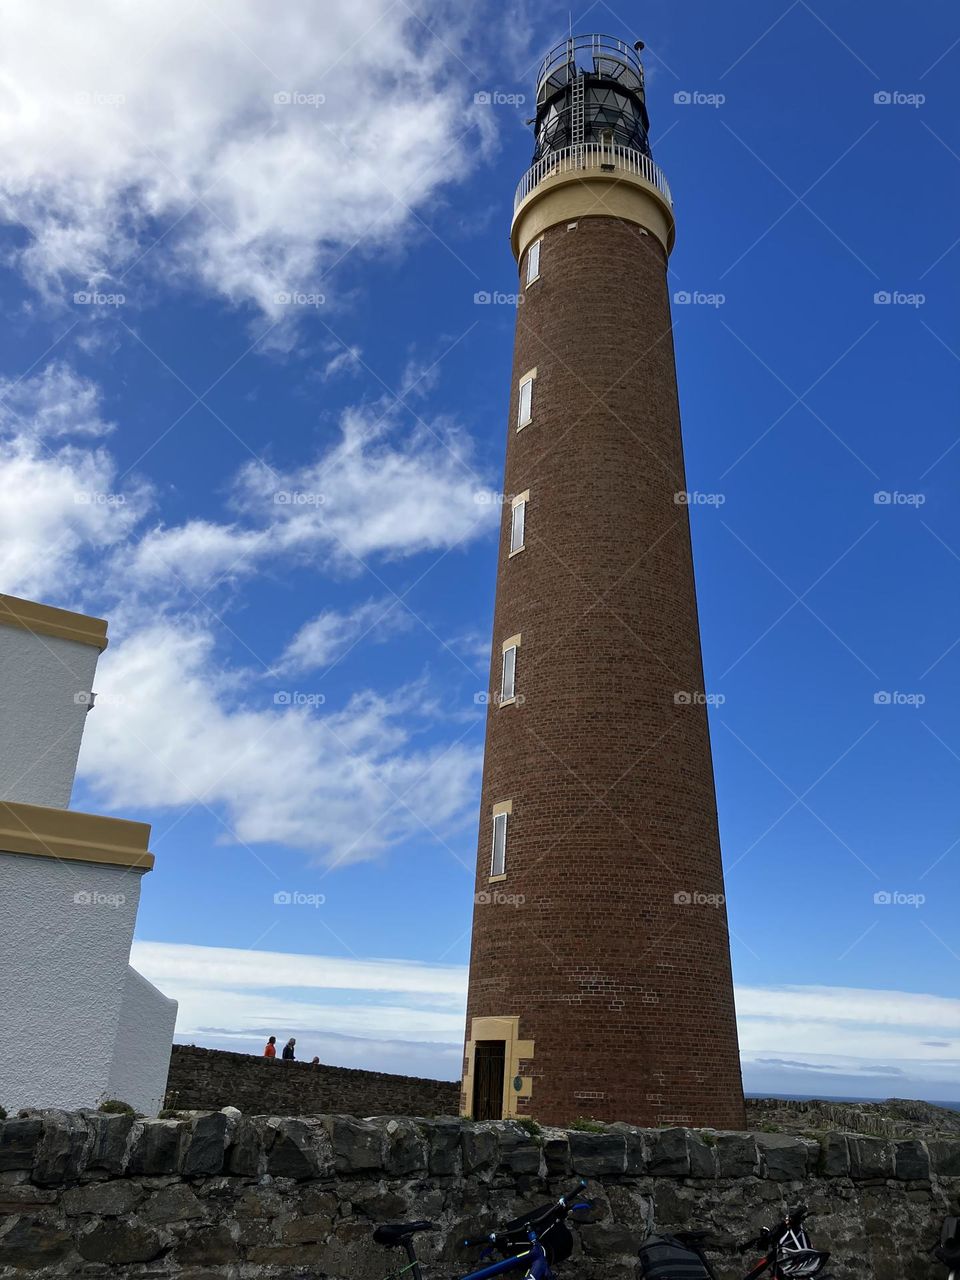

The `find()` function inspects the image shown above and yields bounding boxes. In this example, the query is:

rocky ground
[747,1096,960,1139]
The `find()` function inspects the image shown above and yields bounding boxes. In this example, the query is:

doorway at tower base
[461,1015,534,1121]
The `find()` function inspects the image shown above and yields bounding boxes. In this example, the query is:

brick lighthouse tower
[461,34,745,1130]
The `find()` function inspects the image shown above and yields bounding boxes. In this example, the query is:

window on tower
[490,809,508,878]
[500,638,518,705]
[510,492,527,554]
[517,371,535,429]
[526,237,541,285]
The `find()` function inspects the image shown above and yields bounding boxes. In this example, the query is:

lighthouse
[461,34,745,1129]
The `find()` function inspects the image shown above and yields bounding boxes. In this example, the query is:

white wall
[0,626,100,807]
[0,851,143,1112]
[106,966,178,1115]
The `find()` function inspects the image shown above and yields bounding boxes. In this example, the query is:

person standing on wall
[263,1036,277,1059]
[282,1037,296,1060]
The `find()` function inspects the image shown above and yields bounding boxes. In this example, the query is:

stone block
[323,1116,384,1173]
[181,1111,227,1176]
[716,1133,758,1179]
[569,1130,627,1176]
[0,1118,43,1171]
[648,1127,690,1176]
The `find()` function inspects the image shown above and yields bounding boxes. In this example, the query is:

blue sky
[3,0,960,1102]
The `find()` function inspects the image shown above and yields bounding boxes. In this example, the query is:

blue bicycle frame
[461,1233,550,1280]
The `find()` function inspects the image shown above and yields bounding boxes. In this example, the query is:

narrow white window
[517,371,535,429]
[510,495,526,553]
[526,237,541,285]
[491,811,508,877]
[501,644,517,704]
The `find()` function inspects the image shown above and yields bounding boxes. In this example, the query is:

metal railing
[513,143,673,212]
[535,33,645,101]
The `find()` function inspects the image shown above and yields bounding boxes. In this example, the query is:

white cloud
[278,598,412,673]
[321,346,363,382]
[240,405,493,567]
[79,620,481,862]
[0,0,493,317]
[124,520,268,594]
[0,365,148,600]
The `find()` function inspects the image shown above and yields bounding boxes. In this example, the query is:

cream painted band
[0,802,154,871]
[492,799,512,817]
[511,490,530,508]
[0,594,109,651]
[461,1014,535,1119]
[501,633,521,653]
[511,165,675,263]
[520,367,537,383]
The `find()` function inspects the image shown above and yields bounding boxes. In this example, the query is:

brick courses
[463,214,745,1129]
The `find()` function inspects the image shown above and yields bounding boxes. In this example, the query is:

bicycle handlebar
[739,1205,809,1254]
[461,1182,589,1249]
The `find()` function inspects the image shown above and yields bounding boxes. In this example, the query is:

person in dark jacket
[282,1037,296,1060]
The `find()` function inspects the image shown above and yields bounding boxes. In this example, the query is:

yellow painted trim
[0,594,108,651]
[0,802,154,871]
[501,634,521,653]
[461,1014,535,1119]
[488,872,508,884]
[511,490,530,508]
[511,165,675,262]
[492,800,513,817]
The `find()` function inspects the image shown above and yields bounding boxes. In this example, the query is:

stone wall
[1,1110,958,1277]
[164,1044,460,1118]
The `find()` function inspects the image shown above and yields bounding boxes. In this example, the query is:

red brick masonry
[464,215,745,1129]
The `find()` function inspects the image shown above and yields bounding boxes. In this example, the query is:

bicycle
[372,1183,590,1280]
[639,1204,832,1279]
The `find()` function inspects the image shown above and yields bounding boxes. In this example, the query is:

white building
[0,593,177,1116]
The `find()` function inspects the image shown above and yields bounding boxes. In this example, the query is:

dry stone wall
[1,1110,957,1278]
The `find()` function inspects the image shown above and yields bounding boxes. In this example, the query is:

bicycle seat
[373,1222,438,1247]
